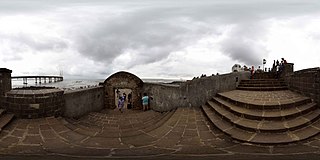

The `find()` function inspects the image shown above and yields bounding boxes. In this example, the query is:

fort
[0,63,320,159]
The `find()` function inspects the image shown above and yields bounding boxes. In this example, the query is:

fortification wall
[63,86,104,118]
[142,83,181,112]
[143,71,251,112]
[284,67,320,104]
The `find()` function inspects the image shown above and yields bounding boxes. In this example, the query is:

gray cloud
[0,33,68,53]
[69,7,212,70]
[1,0,320,78]
[64,0,320,71]
[218,22,269,66]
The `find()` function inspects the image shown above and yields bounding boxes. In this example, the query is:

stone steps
[212,97,317,120]
[237,79,288,91]
[217,92,312,110]
[0,109,15,132]
[206,100,320,133]
[238,84,286,87]
[62,110,176,138]
[237,86,288,91]
[202,104,320,144]
[202,77,320,144]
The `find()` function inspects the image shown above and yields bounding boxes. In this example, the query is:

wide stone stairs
[237,79,288,91]
[202,78,320,145]
[0,109,15,132]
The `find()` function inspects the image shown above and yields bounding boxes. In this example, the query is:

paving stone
[204,138,237,148]
[183,129,198,137]
[81,137,125,148]
[186,124,197,129]
[15,122,28,130]
[172,126,186,132]
[307,138,320,147]
[121,133,157,147]
[45,138,111,156]
[112,146,174,156]
[27,127,39,135]
[179,137,201,145]
[0,136,20,147]
[59,130,88,142]
[39,124,52,131]
[46,117,60,125]
[76,128,98,136]
[250,133,291,144]
[5,145,46,154]
[226,144,270,154]
[22,135,43,145]
[155,137,180,148]
[42,138,71,151]
[272,144,319,154]
[40,130,58,140]
[50,123,70,133]
[97,129,120,138]
[166,131,183,139]
[0,130,10,139]
[197,124,210,131]
[10,129,25,138]
[199,131,216,140]
[175,145,228,155]
[148,125,172,138]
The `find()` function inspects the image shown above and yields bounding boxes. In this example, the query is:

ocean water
[12,79,103,90]
[12,78,183,91]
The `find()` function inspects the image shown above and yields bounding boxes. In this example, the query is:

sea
[11,78,185,91]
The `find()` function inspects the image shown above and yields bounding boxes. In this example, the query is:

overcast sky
[1,0,320,79]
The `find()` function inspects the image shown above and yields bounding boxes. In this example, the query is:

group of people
[117,92,152,113]
[273,58,287,78]
[117,92,132,113]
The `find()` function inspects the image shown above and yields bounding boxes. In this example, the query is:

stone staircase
[237,79,288,91]
[202,78,320,145]
[0,109,15,132]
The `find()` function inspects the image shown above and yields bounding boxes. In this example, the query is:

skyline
[1,0,320,79]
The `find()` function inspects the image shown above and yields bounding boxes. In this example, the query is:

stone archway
[104,71,144,109]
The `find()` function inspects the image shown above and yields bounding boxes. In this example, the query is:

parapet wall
[143,83,181,112]
[143,71,251,112]
[63,86,104,118]
[284,67,320,104]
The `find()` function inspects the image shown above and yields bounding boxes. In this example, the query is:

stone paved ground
[1,107,320,159]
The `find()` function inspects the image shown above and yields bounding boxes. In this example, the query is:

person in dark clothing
[127,92,132,109]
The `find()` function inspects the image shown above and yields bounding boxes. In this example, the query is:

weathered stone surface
[22,135,43,145]
[175,145,227,154]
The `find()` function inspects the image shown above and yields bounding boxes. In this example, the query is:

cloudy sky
[1,0,320,79]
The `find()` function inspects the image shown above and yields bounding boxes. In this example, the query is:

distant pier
[12,76,63,85]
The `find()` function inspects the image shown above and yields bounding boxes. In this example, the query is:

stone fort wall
[63,86,104,118]
[1,66,319,118]
[143,71,251,112]
[284,67,320,105]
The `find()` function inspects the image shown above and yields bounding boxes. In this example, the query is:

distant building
[232,64,242,72]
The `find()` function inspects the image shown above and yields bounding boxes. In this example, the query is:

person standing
[118,96,124,113]
[142,93,149,111]
[127,92,132,109]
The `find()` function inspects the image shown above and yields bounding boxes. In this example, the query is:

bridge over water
[12,76,63,85]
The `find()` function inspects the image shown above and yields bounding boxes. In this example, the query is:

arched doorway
[103,71,144,109]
